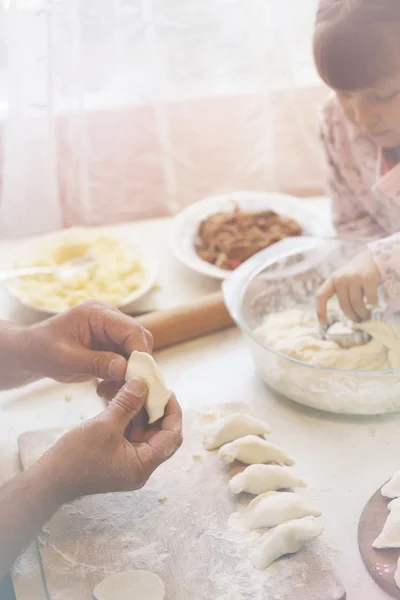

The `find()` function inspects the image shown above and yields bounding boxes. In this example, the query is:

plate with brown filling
[169,192,326,279]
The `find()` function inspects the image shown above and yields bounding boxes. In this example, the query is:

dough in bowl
[94,570,165,600]
[255,309,400,371]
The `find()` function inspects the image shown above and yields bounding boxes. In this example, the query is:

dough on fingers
[382,471,400,499]
[250,516,323,570]
[229,465,306,495]
[94,570,166,600]
[203,413,271,450]
[237,491,321,531]
[218,435,294,466]
[125,351,170,424]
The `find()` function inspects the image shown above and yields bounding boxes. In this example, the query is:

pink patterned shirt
[321,95,400,308]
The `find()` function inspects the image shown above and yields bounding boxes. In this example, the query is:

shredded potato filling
[13,229,146,311]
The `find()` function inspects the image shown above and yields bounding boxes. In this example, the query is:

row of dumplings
[373,469,400,589]
[202,412,323,570]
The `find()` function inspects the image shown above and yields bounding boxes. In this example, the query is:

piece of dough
[250,516,323,570]
[389,498,400,512]
[218,435,294,466]
[93,570,166,600]
[373,497,400,549]
[125,351,170,424]
[395,556,400,589]
[382,471,400,499]
[229,465,306,495]
[203,413,271,450]
[373,507,400,548]
[255,309,399,371]
[237,491,321,531]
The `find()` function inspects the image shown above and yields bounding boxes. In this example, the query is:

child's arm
[320,98,385,239]
[317,235,400,325]
[369,234,400,311]
[316,98,396,323]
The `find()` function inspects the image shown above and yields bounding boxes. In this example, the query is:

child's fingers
[349,283,370,321]
[334,279,358,323]
[316,278,335,325]
[363,281,379,308]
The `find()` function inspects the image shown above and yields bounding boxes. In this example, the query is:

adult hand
[316,250,381,325]
[20,300,153,384]
[40,378,183,501]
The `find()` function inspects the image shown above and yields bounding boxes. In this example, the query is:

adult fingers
[99,308,154,355]
[146,395,183,465]
[97,379,125,402]
[104,378,148,431]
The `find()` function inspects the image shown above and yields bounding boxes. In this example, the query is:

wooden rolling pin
[137,291,234,350]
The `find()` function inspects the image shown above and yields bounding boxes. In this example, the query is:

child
[313,0,400,325]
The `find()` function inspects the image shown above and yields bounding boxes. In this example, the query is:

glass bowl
[222,237,400,415]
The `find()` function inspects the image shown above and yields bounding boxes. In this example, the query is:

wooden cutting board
[358,486,400,599]
[18,403,346,600]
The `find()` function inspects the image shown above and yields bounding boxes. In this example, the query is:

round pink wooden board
[358,486,400,599]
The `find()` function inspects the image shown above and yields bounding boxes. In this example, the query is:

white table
[0,203,395,600]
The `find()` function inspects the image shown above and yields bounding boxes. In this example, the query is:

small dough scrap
[250,516,323,570]
[395,557,400,589]
[94,570,165,600]
[382,471,400,499]
[218,435,294,466]
[126,351,170,424]
[203,413,271,450]
[229,465,306,495]
[373,506,400,548]
[238,491,321,531]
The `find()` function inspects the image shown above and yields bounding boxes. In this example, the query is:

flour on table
[255,309,400,370]
[93,570,165,600]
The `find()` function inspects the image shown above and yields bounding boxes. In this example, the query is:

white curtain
[0,0,325,238]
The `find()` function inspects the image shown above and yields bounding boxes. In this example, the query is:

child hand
[316,251,382,325]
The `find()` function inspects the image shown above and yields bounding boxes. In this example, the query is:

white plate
[169,192,327,280]
[5,228,158,316]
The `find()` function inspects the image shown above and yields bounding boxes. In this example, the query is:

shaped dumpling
[382,470,400,499]
[125,352,171,424]
[373,504,400,549]
[203,413,271,450]
[238,491,321,531]
[229,465,306,495]
[395,557,400,590]
[250,516,323,570]
[219,435,294,466]
[388,498,400,512]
